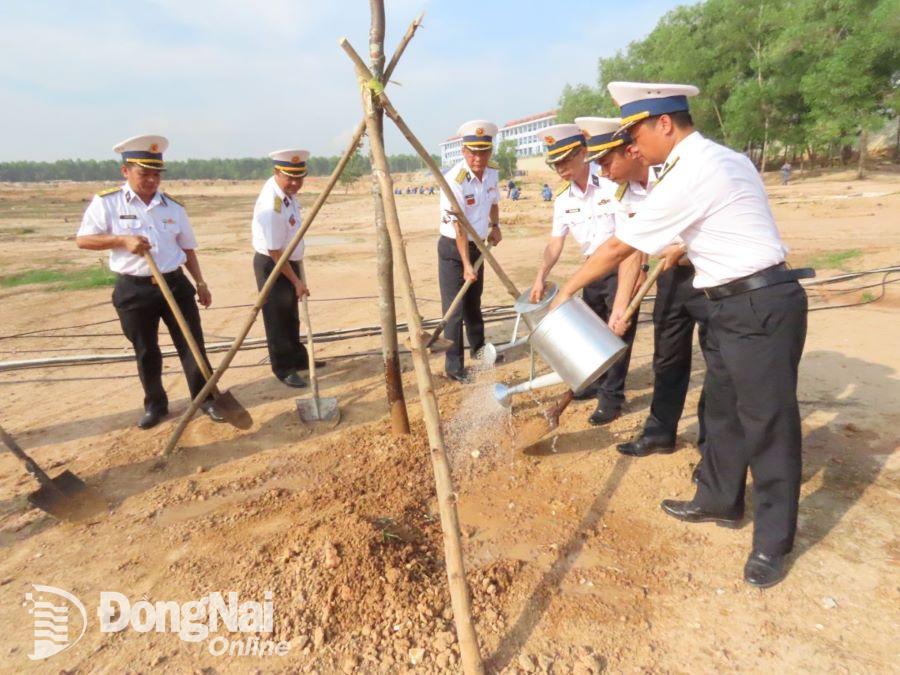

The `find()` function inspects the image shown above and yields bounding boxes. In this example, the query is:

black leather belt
[116,268,184,286]
[704,263,814,300]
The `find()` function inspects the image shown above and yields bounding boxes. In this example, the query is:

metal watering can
[493,294,627,405]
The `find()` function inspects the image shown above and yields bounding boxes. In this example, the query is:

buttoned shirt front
[614,132,787,288]
[439,159,499,241]
[78,184,197,275]
[252,176,305,261]
[551,167,620,257]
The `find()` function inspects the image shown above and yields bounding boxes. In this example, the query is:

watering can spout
[493,383,512,407]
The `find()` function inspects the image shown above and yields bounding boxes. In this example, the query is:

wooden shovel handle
[143,253,214,384]
[0,422,60,492]
[425,239,492,348]
[297,261,321,408]
[622,261,666,324]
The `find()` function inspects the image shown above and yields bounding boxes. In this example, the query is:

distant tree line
[0,153,441,182]
[558,0,899,175]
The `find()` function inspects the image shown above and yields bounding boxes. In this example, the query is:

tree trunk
[355,34,485,671]
[760,117,770,174]
[369,0,409,435]
[857,128,868,180]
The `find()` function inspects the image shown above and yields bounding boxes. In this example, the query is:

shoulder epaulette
[163,192,184,207]
[615,183,628,201]
[656,156,681,184]
[96,187,122,198]
[273,195,283,214]
[454,168,468,185]
[554,181,570,198]
[487,161,499,170]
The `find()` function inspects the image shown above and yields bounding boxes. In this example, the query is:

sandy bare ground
[0,168,898,673]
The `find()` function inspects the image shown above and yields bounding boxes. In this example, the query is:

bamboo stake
[340,38,520,302]
[160,16,426,455]
[351,40,485,675]
[369,0,409,435]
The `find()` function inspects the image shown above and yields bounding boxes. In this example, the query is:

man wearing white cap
[76,135,223,429]
[438,120,503,382]
[529,123,643,425]
[578,118,711,461]
[251,150,323,388]
[551,82,813,588]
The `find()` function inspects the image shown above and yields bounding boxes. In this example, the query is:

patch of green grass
[0,266,116,290]
[806,248,862,270]
[861,291,875,303]
[5,227,36,235]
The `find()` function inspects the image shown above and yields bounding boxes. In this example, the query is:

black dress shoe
[137,408,167,430]
[660,499,743,525]
[744,551,787,588]
[199,401,225,423]
[588,405,621,426]
[617,433,676,457]
[280,372,308,388]
[445,370,469,384]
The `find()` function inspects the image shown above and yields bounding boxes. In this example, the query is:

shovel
[144,253,252,430]
[518,261,666,449]
[295,261,340,424]
[1,422,103,520]
[425,240,492,352]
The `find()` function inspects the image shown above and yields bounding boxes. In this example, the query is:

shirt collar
[662,130,703,170]
[269,175,290,203]
[123,183,164,207]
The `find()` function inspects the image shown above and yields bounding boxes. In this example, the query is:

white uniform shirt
[551,167,620,257]
[78,184,198,275]
[439,159,499,241]
[252,176,304,261]
[614,132,787,288]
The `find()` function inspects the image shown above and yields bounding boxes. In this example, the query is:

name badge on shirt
[118,214,137,219]
[464,194,476,206]
[565,208,581,214]
[162,218,176,224]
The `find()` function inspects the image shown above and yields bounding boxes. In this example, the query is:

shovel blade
[214,389,253,430]
[426,337,454,354]
[296,396,341,424]
[27,471,105,521]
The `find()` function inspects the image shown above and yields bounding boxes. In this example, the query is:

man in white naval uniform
[438,120,503,382]
[552,83,812,588]
[529,123,643,425]
[578,117,711,462]
[76,135,222,429]
[251,149,323,388]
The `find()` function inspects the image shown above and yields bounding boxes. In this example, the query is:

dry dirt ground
[0,167,898,673]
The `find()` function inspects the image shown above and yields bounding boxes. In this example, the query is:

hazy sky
[0,0,690,161]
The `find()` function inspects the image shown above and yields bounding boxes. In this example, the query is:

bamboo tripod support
[354,36,485,673]
[161,15,425,455]
[339,38,520,304]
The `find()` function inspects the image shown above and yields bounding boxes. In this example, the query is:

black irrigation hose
[1,268,897,373]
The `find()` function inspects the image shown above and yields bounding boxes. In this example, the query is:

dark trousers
[253,253,309,380]
[644,265,710,441]
[694,281,807,555]
[112,270,211,413]
[582,270,639,409]
[438,236,485,375]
